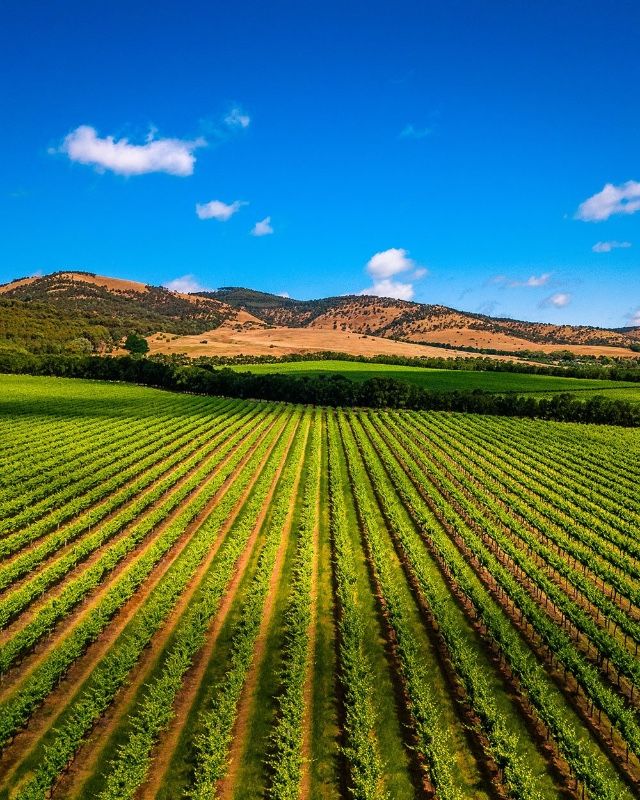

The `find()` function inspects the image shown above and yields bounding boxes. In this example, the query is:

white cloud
[365,248,417,279]
[521,273,551,287]
[540,292,571,308]
[55,125,205,176]
[276,291,290,298]
[251,216,274,236]
[492,273,551,288]
[592,240,632,253]
[358,247,426,300]
[164,274,204,293]
[576,181,640,222]
[628,309,640,326]
[399,124,432,140]
[196,199,246,221]
[225,107,251,129]
[359,278,416,301]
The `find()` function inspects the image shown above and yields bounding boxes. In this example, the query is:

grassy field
[0,374,639,800]
[231,359,640,400]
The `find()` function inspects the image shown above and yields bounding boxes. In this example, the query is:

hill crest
[1,271,638,357]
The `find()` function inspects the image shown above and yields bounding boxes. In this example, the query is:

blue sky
[1,0,639,327]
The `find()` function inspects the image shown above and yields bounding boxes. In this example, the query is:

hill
[0,271,254,353]
[209,287,640,352]
[0,271,638,357]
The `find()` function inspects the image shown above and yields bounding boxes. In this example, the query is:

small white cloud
[576,181,640,222]
[359,278,415,301]
[628,309,640,326]
[276,291,290,298]
[196,199,247,221]
[592,240,632,253]
[164,274,204,293]
[251,216,274,236]
[54,125,205,176]
[540,292,571,308]
[522,273,551,287]
[224,107,251,129]
[493,272,551,288]
[365,248,417,279]
[358,247,426,300]
[399,124,432,140]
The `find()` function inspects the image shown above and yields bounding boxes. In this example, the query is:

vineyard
[1,373,639,800]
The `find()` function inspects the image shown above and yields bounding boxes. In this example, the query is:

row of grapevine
[436,415,640,563]
[360,412,634,796]
[0,405,290,750]
[266,410,322,799]
[326,413,388,800]
[396,411,640,650]
[0,399,252,603]
[337,412,463,800]
[421,413,640,608]
[347,411,546,800]
[7,406,297,800]
[386,413,640,692]
[0,403,269,673]
[0,403,234,560]
[186,410,309,800]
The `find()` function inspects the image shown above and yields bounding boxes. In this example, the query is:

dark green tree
[123,333,149,355]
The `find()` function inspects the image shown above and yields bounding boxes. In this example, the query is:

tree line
[186,350,640,382]
[1,351,638,426]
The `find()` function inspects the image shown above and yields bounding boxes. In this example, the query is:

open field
[231,359,640,401]
[144,325,508,360]
[145,325,640,361]
[0,374,639,799]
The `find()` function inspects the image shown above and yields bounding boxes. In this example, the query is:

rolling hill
[0,271,638,358]
[208,287,640,351]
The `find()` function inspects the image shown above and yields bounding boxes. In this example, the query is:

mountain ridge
[0,271,638,357]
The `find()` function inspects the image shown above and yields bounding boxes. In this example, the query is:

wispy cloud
[276,291,290,298]
[576,181,640,222]
[251,216,274,236]
[53,125,205,176]
[164,274,205,293]
[358,247,426,301]
[224,106,251,129]
[592,240,631,253]
[399,124,432,140]
[627,309,640,327]
[491,273,551,288]
[540,292,571,309]
[196,199,247,221]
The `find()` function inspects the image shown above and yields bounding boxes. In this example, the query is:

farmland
[230,359,640,402]
[0,374,639,800]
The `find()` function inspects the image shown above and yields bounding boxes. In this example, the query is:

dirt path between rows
[57,411,298,800]
[0,411,285,794]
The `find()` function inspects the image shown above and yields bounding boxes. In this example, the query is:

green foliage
[123,332,149,354]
